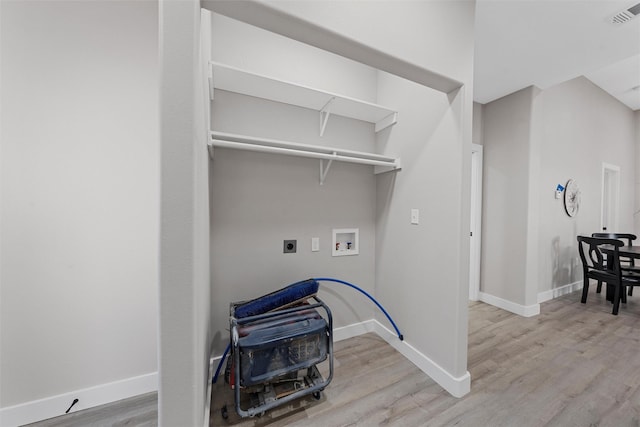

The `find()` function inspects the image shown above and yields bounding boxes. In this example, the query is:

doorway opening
[601,163,620,233]
[469,144,483,301]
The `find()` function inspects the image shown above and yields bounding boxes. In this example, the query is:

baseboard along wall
[210,318,470,399]
[478,291,540,317]
[322,319,470,398]
[477,281,583,317]
[0,372,158,427]
[5,314,479,426]
[537,281,582,303]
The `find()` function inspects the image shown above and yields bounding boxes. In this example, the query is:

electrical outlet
[283,240,297,253]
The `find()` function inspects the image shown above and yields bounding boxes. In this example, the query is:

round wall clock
[564,179,580,217]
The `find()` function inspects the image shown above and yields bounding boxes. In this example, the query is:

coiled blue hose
[212,277,403,384]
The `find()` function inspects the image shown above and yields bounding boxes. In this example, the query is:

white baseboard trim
[372,320,470,398]
[478,291,540,317]
[332,319,376,342]
[537,281,582,303]
[210,318,469,398]
[0,372,157,427]
[204,356,215,427]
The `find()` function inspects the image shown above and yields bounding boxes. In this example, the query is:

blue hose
[313,277,403,341]
[212,343,230,384]
[212,277,403,384]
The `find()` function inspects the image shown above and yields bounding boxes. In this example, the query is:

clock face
[564,179,580,217]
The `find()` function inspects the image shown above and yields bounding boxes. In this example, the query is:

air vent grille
[628,2,640,15]
[612,2,640,24]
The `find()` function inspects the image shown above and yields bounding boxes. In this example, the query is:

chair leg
[612,285,621,315]
[629,286,634,296]
[621,285,628,304]
[596,280,603,293]
[581,278,590,303]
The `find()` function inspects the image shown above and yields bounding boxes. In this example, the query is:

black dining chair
[592,233,638,296]
[577,236,640,315]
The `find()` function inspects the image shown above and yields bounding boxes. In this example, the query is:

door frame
[469,143,483,301]
[600,163,620,233]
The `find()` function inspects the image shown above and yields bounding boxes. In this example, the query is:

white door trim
[600,163,620,233]
[469,143,483,301]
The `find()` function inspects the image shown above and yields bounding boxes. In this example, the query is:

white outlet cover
[411,209,419,225]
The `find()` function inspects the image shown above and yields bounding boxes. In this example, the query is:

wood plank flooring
[25,286,640,426]
[213,286,640,426]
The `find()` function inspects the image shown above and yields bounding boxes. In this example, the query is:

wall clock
[564,179,580,217]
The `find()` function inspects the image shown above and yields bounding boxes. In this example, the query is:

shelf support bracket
[319,154,336,185]
[375,112,398,133]
[208,63,215,101]
[319,97,335,136]
[207,133,215,160]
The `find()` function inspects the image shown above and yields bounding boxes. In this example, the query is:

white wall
[537,77,636,294]
[473,102,484,145]
[208,11,392,354]
[375,72,471,380]
[262,0,474,85]
[209,13,374,352]
[211,13,378,104]
[480,77,637,313]
[209,89,377,353]
[264,0,476,389]
[205,1,476,397]
[158,3,211,427]
[481,87,536,306]
[0,1,158,425]
[635,110,640,235]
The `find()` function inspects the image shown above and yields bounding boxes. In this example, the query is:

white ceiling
[474,0,640,111]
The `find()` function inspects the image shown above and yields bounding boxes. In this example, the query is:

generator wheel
[221,404,228,420]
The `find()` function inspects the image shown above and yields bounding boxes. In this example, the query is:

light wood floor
[27,287,640,426]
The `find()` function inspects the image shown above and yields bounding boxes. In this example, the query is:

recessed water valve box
[283,240,297,253]
[332,228,359,257]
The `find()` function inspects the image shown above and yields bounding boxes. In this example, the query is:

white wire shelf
[209,131,401,185]
[209,61,398,135]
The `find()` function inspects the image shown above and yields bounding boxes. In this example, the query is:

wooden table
[600,245,640,302]
[617,245,640,259]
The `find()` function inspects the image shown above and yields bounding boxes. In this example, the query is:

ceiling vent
[611,2,640,24]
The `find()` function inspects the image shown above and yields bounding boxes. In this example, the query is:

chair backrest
[591,233,636,246]
[577,236,624,278]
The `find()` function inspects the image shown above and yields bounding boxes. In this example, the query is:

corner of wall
[524,85,544,307]
[478,291,540,317]
[373,321,471,398]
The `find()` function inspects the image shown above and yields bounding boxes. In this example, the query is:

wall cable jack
[66,398,79,414]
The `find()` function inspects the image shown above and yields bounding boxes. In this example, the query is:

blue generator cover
[237,309,328,387]
[233,279,319,319]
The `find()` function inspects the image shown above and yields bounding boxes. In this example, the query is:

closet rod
[210,130,396,162]
[210,139,398,168]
